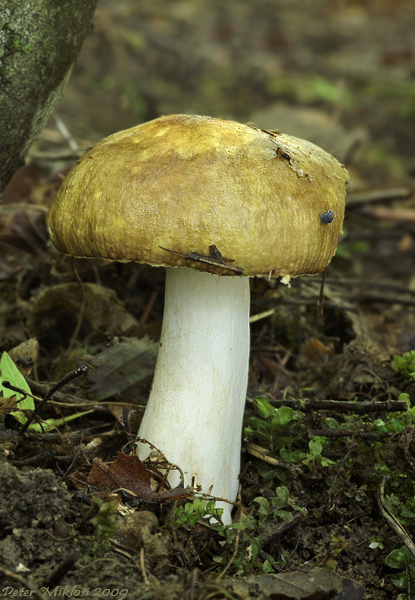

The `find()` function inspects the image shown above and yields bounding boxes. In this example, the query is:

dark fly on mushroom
[320,209,334,225]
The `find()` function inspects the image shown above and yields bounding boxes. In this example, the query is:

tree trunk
[0,0,97,194]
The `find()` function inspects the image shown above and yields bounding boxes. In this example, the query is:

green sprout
[0,351,91,431]
[392,351,415,381]
[254,486,307,527]
[88,501,122,560]
[385,546,415,596]
[172,497,225,530]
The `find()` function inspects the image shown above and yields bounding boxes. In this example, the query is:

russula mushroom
[47,114,348,523]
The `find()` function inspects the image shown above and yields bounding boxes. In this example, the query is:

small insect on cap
[47,115,349,279]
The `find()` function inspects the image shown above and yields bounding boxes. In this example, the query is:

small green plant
[88,501,122,560]
[246,486,307,573]
[385,545,415,597]
[368,535,384,550]
[245,395,302,452]
[171,497,259,575]
[280,436,336,467]
[172,497,225,530]
[0,351,91,431]
[392,351,415,381]
[372,394,415,435]
[246,395,336,470]
[254,486,307,527]
[383,492,415,529]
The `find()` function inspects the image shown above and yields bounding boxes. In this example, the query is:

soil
[1,1,415,599]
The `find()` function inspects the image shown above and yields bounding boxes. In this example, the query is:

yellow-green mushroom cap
[47,114,348,279]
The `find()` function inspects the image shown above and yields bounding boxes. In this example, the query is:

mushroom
[47,115,349,523]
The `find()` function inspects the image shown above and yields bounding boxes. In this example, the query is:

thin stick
[318,278,415,297]
[1,381,40,403]
[377,476,415,560]
[357,293,415,307]
[19,363,87,434]
[357,207,415,223]
[42,550,80,588]
[249,308,275,323]
[54,114,80,151]
[346,187,414,207]
[139,547,149,584]
[245,442,299,472]
[65,259,86,360]
[139,290,158,325]
[27,379,87,404]
[217,490,243,581]
[317,267,327,317]
[310,429,391,439]
[261,398,408,414]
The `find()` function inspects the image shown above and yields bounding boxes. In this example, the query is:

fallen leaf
[87,337,158,402]
[230,569,363,600]
[0,395,20,416]
[28,282,138,337]
[8,338,39,377]
[0,204,48,255]
[87,452,190,504]
[301,338,333,366]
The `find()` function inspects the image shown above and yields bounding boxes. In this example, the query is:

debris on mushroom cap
[47,114,349,278]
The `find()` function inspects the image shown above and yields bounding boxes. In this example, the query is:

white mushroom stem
[136,267,250,524]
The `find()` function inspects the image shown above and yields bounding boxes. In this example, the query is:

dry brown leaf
[301,338,333,366]
[87,337,158,402]
[231,568,363,600]
[28,282,138,337]
[0,395,20,416]
[8,338,39,377]
[87,452,190,504]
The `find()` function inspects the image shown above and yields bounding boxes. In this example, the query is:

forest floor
[1,1,415,599]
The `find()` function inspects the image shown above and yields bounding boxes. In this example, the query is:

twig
[217,489,243,581]
[280,298,358,312]
[139,290,158,325]
[19,363,88,434]
[356,207,415,222]
[263,398,407,414]
[139,547,149,584]
[346,187,414,207]
[245,442,300,473]
[317,278,415,297]
[317,267,327,317]
[27,379,87,404]
[310,429,392,439]
[1,381,40,403]
[160,244,243,274]
[32,149,85,161]
[42,550,80,588]
[61,260,86,371]
[249,308,275,323]
[357,293,415,307]
[23,430,83,443]
[377,476,415,559]
[54,114,80,151]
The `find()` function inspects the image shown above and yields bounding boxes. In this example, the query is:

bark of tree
[0,0,97,195]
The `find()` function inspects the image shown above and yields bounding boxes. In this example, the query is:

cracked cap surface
[47,114,349,278]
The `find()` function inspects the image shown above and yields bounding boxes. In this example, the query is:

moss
[10,36,31,53]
